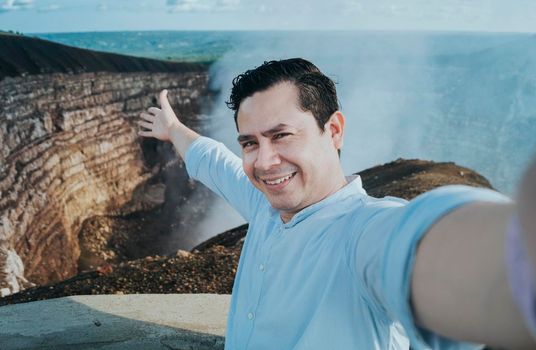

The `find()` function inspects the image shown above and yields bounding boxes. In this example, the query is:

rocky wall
[0,70,210,292]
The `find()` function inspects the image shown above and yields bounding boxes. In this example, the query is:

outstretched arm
[411,157,536,349]
[138,89,200,160]
[137,89,261,221]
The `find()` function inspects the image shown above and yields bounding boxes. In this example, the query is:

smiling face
[236,81,347,223]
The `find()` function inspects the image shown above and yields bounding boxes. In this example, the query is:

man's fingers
[159,89,172,110]
[138,130,152,137]
[138,120,153,129]
[140,112,155,122]
[148,107,161,115]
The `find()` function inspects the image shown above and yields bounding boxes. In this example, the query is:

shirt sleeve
[352,185,511,350]
[184,136,262,222]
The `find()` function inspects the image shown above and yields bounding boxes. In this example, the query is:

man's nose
[255,142,280,171]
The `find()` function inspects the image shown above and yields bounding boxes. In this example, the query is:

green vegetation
[164,54,219,64]
[0,30,25,36]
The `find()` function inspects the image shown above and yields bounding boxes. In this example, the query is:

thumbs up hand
[138,89,181,142]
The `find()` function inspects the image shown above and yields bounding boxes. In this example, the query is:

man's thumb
[159,89,171,109]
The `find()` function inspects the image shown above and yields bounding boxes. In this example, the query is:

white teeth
[264,173,293,185]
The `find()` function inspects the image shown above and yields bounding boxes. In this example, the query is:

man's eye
[274,133,290,139]
[241,141,256,149]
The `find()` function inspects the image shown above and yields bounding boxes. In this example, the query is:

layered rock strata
[0,70,210,293]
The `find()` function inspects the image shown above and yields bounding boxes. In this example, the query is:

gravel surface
[0,245,240,306]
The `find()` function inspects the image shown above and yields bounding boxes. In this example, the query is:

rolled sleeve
[355,185,511,349]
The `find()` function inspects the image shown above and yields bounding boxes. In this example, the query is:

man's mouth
[261,172,297,186]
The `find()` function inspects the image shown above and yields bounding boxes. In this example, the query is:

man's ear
[327,111,345,150]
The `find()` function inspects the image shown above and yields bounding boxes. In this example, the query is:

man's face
[236,82,345,222]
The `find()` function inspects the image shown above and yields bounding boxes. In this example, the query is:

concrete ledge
[0,294,230,350]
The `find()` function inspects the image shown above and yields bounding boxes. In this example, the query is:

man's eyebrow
[237,123,292,143]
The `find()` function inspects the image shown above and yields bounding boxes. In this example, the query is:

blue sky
[1,0,536,33]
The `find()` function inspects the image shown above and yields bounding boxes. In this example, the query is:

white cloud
[167,0,207,12]
[0,0,33,12]
[14,0,33,6]
[37,3,61,12]
[166,0,240,12]
[342,1,363,14]
[217,0,239,10]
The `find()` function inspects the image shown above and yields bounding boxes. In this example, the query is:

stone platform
[0,294,230,350]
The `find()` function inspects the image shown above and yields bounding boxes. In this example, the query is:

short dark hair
[226,58,340,133]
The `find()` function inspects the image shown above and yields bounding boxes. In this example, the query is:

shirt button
[259,264,265,272]
[248,312,254,320]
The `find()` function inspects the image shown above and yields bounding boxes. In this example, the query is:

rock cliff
[0,33,212,295]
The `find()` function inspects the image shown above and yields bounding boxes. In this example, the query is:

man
[138,58,536,349]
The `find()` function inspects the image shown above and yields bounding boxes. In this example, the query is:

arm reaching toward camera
[353,154,536,350]
[138,89,200,160]
[409,156,536,349]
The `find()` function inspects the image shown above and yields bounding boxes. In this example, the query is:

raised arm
[411,158,536,349]
[138,89,200,159]
[138,89,262,222]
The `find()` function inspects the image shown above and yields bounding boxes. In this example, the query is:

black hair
[226,58,340,134]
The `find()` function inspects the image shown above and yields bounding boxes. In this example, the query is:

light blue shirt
[185,136,510,350]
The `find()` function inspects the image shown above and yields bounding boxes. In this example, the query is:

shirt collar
[270,175,368,228]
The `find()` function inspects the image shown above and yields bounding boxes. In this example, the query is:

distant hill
[0,33,208,80]
[0,30,24,36]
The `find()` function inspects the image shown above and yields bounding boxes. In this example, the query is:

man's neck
[279,174,349,223]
